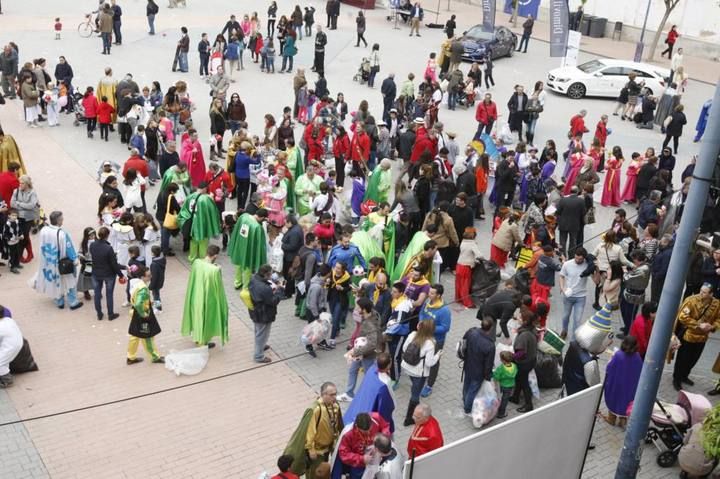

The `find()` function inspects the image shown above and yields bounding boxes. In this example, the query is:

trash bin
[589,17,608,38]
[580,15,595,36]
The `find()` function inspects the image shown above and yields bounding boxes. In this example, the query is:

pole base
[634,42,644,63]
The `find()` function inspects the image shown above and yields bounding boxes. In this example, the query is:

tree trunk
[647,9,671,61]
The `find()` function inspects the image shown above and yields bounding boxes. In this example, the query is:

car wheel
[567,82,586,99]
[508,42,515,57]
[645,88,653,96]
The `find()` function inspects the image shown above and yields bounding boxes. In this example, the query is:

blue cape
[342,364,395,433]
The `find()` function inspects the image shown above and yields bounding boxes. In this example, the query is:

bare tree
[647,0,682,60]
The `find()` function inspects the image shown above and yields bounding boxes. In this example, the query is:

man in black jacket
[555,186,586,257]
[494,155,518,211]
[397,123,416,165]
[90,226,125,321]
[111,0,123,45]
[281,215,304,297]
[249,264,285,363]
[480,282,521,339]
[294,233,322,317]
[447,192,473,270]
[461,319,495,413]
[221,15,242,37]
[380,73,397,125]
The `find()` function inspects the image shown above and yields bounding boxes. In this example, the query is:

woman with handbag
[507,84,528,143]
[619,250,650,336]
[126,265,164,365]
[525,81,546,146]
[155,182,181,257]
[592,230,633,310]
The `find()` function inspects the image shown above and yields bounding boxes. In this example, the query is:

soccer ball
[352,265,365,277]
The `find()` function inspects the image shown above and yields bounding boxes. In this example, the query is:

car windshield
[465,26,494,41]
[577,60,605,73]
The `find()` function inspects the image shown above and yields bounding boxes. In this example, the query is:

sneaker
[126,358,144,365]
[122,301,130,307]
[109,313,120,321]
[517,406,533,413]
[306,346,317,358]
[420,385,433,397]
[337,393,353,402]
[255,357,272,364]
[681,378,695,386]
[10,267,19,274]
[327,339,336,349]
[496,412,507,419]
[391,380,400,391]
[152,357,165,364]
[69,302,84,311]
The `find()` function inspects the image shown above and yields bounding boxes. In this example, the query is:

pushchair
[72,90,86,127]
[353,58,371,84]
[644,390,712,467]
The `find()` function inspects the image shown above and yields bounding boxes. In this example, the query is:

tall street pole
[615,78,720,478]
[634,0,653,62]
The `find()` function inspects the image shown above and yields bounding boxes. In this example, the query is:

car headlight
[554,77,570,82]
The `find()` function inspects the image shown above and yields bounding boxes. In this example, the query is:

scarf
[391,294,409,310]
[331,270,350,288]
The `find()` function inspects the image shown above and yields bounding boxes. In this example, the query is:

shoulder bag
[57,229,74,275]
[163,194,179,230]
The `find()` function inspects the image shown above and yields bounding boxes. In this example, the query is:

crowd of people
[0,3,718,479]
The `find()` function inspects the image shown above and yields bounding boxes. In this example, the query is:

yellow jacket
[677,295,720,343]
[305,399,343,455]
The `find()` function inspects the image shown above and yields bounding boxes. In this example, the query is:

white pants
[47,103,60,126]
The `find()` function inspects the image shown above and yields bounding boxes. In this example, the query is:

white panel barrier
[404,384,603,479]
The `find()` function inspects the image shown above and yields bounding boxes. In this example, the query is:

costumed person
[407,403,444,458]
[160,161,192,205]
[561,303,615,396]
[286,138,305,192]
[295,168,323,216]
[96,67,118,125]
[361,204,397,279]
[693,99,711,143]
[177,182,221,261]
[602,335,642,428]
[562,149,585,194]
[181,128,207,188]
[456,227,482,308]
[0,128,27,174]
[0,306,24,388]
[126,266,164,365]
[31,211,84,310]
[601,147,624,207]
[342,352,396,432]
[330,411,391,479]
[620,152,641,203]
[181,244,229,348]
[391,233,435,283]
[228,208,269,290]
[364,158,392,204]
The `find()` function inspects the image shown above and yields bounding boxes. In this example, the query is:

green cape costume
[159,167,191,195]
[286,146,305,211]
[360,216,396,281]
[181,258,229,345]
[227,213,267,288]
[391,231,431,283]
[363,165,391,203]
[295,173,322,216]
[177,193,222,240]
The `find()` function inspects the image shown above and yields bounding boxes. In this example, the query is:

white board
[404,384,603,479]
[561,30,582,68]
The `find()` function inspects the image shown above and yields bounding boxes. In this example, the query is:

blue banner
[549,0,569,57]
[481,0,496,33]
[503,0,541,19]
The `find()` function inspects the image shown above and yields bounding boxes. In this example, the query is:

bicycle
[77,14,95,38]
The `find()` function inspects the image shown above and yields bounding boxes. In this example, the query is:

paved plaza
[0,1,718,478]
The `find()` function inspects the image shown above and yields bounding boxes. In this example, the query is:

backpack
[456,337,468,361]
[403,340,423,366]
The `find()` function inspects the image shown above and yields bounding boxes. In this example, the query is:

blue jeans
[498,386,514,415]
[161,227,172,254]
[526,117,538,138]
[409,375,427,402]
[448,91,458,110]
[93,275,116,316]
[178,52,188,72]
[253,321,272,361]
[101,32,112,53]
[463,377,484,414]
[295,24,303,39]
[113,20,122,43]
[282,55,294,72]
[345,356,375,397]
[147,14,155,34]
[330,299,348,339]
[562,295,587,335]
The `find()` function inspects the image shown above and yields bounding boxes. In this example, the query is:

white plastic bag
[471,381,500,428]
[301,313,331,346]
[506,318,521,345]
[528,369,541,399]
[494,342,514,368]
[164,346,210,376]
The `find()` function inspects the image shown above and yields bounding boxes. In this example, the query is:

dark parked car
[460,25,517,62]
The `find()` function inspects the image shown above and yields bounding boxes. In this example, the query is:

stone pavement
[0,1,718,478]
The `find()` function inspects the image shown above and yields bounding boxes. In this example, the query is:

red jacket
[410,130,437,163]
[271,473,299,479]
[339,413,391,468]
[629,313,652,358]
[204,169,233,196]
[570,114,588,137]
[97,101,116,124]
[0,172,20,207]
[666,29,679,45]
[313,222,336,245]
[82,95,99,118]
[304,123,327,161]
[350,131,370,163]
[594,121,608,147]
[475,100,498,125]
[333,134,351,159]
[407,416,444,458]
[122,156,150,191]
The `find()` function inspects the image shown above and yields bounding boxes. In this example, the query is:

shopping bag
[164,346,210,376]
[534,351,563,389]
[301,313,332,346]
[515,247,533,269]
[528,369,541,399]
[471,381,500,428]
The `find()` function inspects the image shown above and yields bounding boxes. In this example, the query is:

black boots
[404,400,419,427]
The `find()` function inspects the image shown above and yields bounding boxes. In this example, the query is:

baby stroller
[353,58,371,84]
[72,90,87,127]
[644,390,712,467]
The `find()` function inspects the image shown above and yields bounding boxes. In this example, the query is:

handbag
[584,206,596,225]
[163,194,179,230]
[56,229,74,275]
[526,98,543,113]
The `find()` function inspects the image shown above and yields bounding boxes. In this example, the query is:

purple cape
[604,350,643,416]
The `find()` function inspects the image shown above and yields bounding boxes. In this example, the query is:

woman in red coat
[661,25,680,59]
[303,122,326,162]
[332,125,351,187]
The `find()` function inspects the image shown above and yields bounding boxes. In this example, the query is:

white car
[547,59,670,99]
